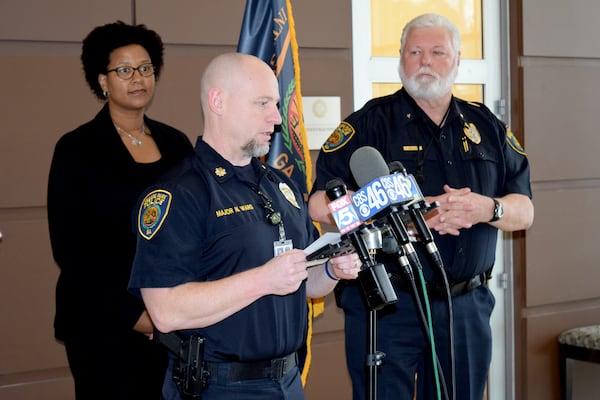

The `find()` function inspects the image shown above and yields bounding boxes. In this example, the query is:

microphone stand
[367,306,384,400]
[324,178,396,400]
[356,227,391,400]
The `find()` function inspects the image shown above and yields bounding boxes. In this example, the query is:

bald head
[200,52,275,113]
[199,52,282,165]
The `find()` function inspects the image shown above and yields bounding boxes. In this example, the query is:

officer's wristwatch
[489,198,504,222]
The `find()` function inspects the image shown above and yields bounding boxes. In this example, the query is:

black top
[48,104,194,340]
[129,139,318,362]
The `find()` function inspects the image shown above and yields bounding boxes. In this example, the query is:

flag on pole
[237,0,324,386]
[237,0,312,201]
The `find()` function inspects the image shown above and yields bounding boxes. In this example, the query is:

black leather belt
[391,269,492,298]
[428,271,490,297]
[206,352,297,383]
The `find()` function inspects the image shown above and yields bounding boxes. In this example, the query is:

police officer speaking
[128,52,361,400]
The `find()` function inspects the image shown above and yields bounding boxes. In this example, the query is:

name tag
[403,145,423,151]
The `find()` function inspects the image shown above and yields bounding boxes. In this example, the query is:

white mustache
[414,67,440,81]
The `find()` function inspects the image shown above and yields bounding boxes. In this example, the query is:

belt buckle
[465,276,478,292]
[271,357,286,381]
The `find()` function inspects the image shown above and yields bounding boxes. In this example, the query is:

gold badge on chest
[279,182,300,209]
[464,122,481,144]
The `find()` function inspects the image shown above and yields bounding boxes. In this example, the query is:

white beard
[398,63,458,101]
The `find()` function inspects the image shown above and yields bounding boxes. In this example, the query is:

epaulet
[506,126,526,156]
[322,91,403,153]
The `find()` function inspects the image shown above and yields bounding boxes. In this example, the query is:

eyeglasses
[105,63,155,80]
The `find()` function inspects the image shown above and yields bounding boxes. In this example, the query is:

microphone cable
[415,266,444,400]
[407,205,456,400]
[382,227,447,400]
[431,255,455,400]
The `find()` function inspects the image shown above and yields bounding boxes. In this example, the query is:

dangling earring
[103,90,109,99]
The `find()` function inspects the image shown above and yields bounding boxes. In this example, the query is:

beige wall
[2,1,600,400]
[0,1,352,399]
[517,0,600,399]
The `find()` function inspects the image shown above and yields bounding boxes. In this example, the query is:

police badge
[464,122,481,144]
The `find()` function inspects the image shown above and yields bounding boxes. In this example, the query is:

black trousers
[64,329,168,400]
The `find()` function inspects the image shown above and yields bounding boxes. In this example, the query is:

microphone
[325,178,363,235]
[304,179,356,262]
[349,147,425,272]
[349,147,422,221]
[387,161,445,271]
[379,224,415,282]
[408,203,444,270]
[388,160,406,175]
[349,147,390,190]
[361,226,383,255]
[325,177,398,310]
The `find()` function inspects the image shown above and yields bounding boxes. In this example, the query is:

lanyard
[232,162,294,255]
[254,188,287,242]
[414,105,451,183]
[251,185,293,256]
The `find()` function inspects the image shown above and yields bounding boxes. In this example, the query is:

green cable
[417,268,442,400]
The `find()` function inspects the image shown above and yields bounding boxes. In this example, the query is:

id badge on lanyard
[252,184,293,256]
[274,224,293,256]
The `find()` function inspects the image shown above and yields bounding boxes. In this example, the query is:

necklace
[114,122,148,146]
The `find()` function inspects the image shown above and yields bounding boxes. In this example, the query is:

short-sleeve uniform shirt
[129,139,317,362]
[312,88,532,282]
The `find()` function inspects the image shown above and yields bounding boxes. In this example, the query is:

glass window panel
[371,0,483,59]
[372,83,483,103]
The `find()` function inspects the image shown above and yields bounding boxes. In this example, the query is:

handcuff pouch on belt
[154,330,209,399]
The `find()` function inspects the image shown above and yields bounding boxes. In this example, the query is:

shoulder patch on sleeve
[138,189,172,240]
[506,126,526,155]
[322,121,355,153]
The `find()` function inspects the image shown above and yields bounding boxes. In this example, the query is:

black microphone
[388,160,407,175]
[325,177,348,200]
[349,146,423,220]
[379,224,415,282]
[324,178,371,262]
[387,161,445,271]
[325,177,397,310]
[349,147,426,273]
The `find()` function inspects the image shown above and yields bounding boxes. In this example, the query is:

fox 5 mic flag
[237,0,319,385]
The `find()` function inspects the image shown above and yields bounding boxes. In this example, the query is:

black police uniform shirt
[312,88,532,283]
[129,139,318,362]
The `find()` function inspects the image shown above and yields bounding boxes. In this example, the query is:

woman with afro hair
[47,21,194,399]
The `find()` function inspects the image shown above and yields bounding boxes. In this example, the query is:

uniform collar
[193,138,268,183]
[398,88,463,128]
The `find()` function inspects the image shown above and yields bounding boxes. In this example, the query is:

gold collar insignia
[215,167,227,177]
